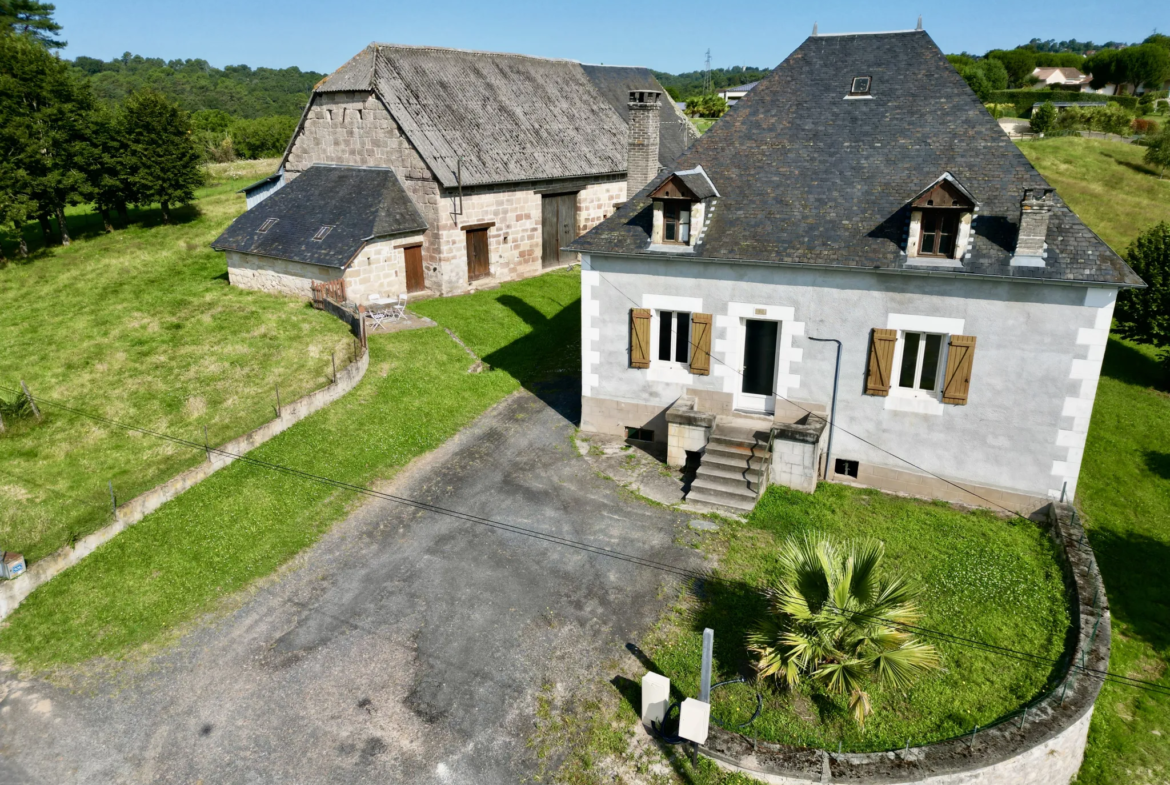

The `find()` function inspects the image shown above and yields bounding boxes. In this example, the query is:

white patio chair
[390,293,408,322]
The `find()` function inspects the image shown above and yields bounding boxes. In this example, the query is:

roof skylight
[258,218,278,233]
[849,76,871,95]
[312,226,334,241]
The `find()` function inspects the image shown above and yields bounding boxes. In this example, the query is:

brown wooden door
[466,228,490,281]
[541,192,578,268]
[403,244,425,293]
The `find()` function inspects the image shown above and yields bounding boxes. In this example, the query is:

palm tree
[746,535,940,727]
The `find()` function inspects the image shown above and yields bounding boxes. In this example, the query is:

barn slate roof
[306,44,693,189]
[568,31,1143,287]
[579,64,700,167]
[211,165,426,269]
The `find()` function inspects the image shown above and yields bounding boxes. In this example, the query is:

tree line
[0,32,203,262]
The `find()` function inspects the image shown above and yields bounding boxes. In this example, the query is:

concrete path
[0,388,700,784]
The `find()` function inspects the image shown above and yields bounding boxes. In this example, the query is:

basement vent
[258,218,278,233]
[626,427,654,442]
[835,458,859,478]
[312,225,334,241]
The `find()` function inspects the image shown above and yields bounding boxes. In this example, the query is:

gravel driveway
[0,388,699,784]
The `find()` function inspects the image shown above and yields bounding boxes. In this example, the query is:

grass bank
[639,486,1069,752]
[0,160,351,564]
[0,269,579,667]
[1016,136,1170,252]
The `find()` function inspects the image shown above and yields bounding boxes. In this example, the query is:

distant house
[1031,67,1092,90]
[212,44,698,304]
[717,82,758,105]
[568,29,1142,514]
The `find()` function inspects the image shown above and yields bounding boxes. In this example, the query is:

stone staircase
[687,419,772,513]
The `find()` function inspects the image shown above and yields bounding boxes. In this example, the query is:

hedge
[989,89,1139,117]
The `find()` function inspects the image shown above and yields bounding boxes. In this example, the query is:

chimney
[1015,187,1054,259]
[626,90,661,199]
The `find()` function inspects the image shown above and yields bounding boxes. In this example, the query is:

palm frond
[849,689,873,727]
[870,642,942,689]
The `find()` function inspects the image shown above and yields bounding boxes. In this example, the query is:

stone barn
[212,43,697,304]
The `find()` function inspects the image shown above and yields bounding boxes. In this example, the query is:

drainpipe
[807,337,841,480]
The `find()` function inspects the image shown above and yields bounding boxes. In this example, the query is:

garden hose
[647,677,763,744]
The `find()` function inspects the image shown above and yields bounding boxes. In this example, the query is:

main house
[212,44,697,304]
[567,29,1143,514]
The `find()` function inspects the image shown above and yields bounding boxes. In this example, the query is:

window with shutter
[690,313,712,375]
[865,328,897,396]
[941,335,976,404]
[630,308,651,369]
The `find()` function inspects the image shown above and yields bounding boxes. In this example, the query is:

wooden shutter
[942,335,977,405]
[865,328,897,396]
[689,313,712,376]
[630,309,651,369]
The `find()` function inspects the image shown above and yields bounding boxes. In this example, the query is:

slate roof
[669,166,719,200]
[720,81,759,93]
[302,44,696,189]
[580,64,700,167]
[211,165,426,268]
[569,31,1142,287]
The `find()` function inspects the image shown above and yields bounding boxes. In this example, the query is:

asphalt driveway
[0,388,700,784]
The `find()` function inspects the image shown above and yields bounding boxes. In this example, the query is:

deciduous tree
[1145,127,1170,179]
[1116,222,1170,349]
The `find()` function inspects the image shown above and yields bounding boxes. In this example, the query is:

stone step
[686,486,759,512]
[690,476,759,501]
[702,444,770,470]
[696,463,765,492]
[707,435,771,458]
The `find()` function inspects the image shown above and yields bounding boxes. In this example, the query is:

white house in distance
[716,81,758,105]
[568,28,1143,514]
[1031,66,1092,90]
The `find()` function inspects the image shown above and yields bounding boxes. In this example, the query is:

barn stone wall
[226,251,340,299]
[343,233,425,305]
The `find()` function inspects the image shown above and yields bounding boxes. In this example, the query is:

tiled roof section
[316,45,376,92]
[721,81,759,92]
[672,166,719,200]
[211,165,426,269]
[569,31,1142,287]
[580,64,700,166]
[238,172,282,194]
[366,44,630,189]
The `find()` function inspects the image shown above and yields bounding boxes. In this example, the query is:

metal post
[1019,705,1027,728]
[1060,481,1067,502]
[807,338,841,480]
[969,725,978,747]
[108,480,116,516]
[275,383,282,418]
[20,380,41,420]
[203,425,211,463]
[699,628,714,703]
[332,352,337,384]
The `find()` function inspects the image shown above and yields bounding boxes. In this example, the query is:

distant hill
[69,53,324,119]
[651,66,771,100]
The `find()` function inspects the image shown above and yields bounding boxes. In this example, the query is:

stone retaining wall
[0,348,370,621]
[699,502,1109,784]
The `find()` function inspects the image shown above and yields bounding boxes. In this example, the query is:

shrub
[0,392,34,424]
[1116,221,1170,347]
[1031,101,1057,133]
[1133,118,1161,136]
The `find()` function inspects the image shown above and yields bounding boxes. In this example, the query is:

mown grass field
[0,269,579,666]
[0,159,356,564]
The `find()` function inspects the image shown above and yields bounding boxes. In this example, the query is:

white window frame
[892,331,948,401]
[654,310,692,368]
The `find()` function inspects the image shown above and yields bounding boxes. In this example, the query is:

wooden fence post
[275,383,282,418]
[20,380,41,420]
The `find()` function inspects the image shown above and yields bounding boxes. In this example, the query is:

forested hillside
[70,54,323,118]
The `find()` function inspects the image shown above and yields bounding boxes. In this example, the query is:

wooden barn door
[541,192,578,268]
[403,244,425,293]
[466,228,490,281]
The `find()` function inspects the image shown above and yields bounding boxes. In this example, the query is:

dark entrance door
[466,228,490,281]
[742,319,779,396]
[403,244,425,293]
[541,192,578,268]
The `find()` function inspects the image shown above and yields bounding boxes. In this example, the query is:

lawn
[693,118,719,134]
[0,159,353,564]
[1016,136,1170,252]
[636,486,1069,752]
[0,269,580,667]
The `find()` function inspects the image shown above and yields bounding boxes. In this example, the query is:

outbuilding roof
[211,165,426,269]
[301,44,693,189]
[568,31,1142,287]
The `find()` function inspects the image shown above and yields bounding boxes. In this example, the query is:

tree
[1146,127,1170,178]
[80,104,135,231]
[0,0,64,49]
[746,536,940,727]
[228,115,298,159]
[1030,101,1057,134]
[121,90,203,223]
[986,48,1038,88]
[1115,222,1170,350]
[1086,44,1170,93]
[684,94,728,118]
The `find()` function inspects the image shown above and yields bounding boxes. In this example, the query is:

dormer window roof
[646,166,719,251]
[649,165,720,202]
[909,173,977,210]
[905,173,978,262]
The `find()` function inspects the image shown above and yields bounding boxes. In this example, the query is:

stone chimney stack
[1015,187,1054,259]
[626,90,661,199]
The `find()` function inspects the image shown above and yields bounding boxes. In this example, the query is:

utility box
[641,672,671,725]
[1,552,25,580]
[679,698,711,745]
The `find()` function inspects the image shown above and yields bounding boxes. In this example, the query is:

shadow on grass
[484,293,582,426]
[1145,451,1170,480]
[1090,529,1170,654]
[2,203,202,261]
[1100,336,1166,390]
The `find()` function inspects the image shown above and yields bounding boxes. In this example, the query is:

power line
[5,383,1168,699]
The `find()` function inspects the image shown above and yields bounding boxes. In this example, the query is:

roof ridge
[369,42,580,64]
[811,29,924,38]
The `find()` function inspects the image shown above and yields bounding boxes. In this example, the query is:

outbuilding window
[663,202,691,243]
[658,311,691,363]
[898,332,944,391]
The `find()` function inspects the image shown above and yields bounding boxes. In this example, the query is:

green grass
[0,160,352,564]
[1075,338,1170,785]
[640,486,1069,752]
[0,269,580,667]
[1016,136,1170,252]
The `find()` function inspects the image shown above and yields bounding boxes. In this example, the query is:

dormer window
[647,166,719,251]
[905,174,977,263]
[663,202,691,243]
[849,76,871,96]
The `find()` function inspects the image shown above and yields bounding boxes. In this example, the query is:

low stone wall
[0,348,370,621]
[226,250,341,299]
[699,502,1109,785]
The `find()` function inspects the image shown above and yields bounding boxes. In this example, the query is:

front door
[738,319,779,414]
[541,192,578,268]
[466,228,490,281]
[403,244,425,293]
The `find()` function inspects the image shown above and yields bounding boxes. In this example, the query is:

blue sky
[55,0,1165,74]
